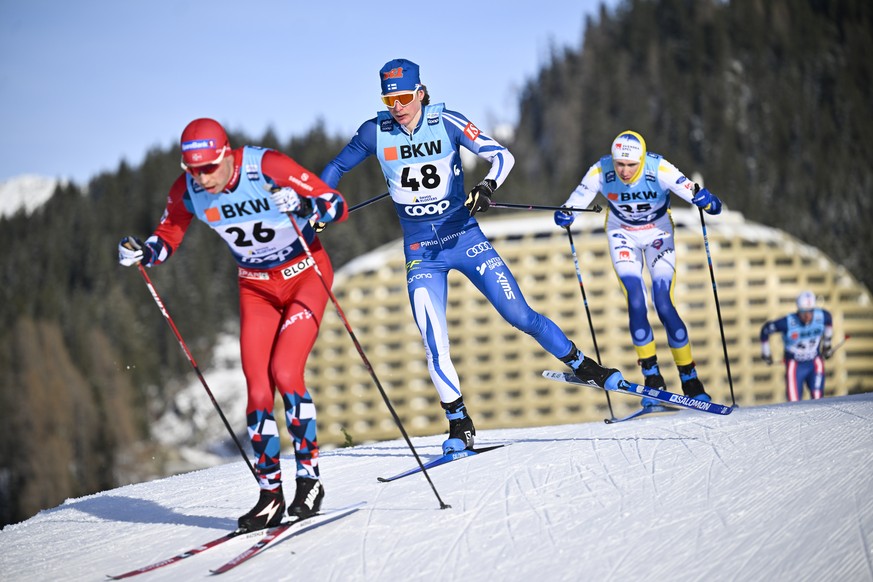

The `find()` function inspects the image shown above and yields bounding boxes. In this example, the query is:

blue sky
[0,0,616,184]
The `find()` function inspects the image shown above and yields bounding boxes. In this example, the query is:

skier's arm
[554,164,600,227]
[262,150,348,224]
[119,175,194,267]
[320,119,378,189]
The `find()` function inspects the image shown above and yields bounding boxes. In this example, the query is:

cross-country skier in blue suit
[760,291,834,401]
[321,58,627,453]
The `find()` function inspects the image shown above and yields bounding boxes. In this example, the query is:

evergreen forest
[1,0,870,527]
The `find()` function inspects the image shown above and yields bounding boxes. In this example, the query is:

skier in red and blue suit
[760,291,834,401]
[118,118,347,531]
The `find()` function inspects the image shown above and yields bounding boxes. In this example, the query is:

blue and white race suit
[322,104,577,402]
[760,309,833,401]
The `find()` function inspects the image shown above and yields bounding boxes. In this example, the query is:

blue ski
[377,445,505,483]
[542,370,734,416]
[604,404,679,424]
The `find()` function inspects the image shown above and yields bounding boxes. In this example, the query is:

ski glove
[118,236,154,267]
[554,210,575,227]
[270,187,314,218]
[692,187,723,215]
[465,179,496,216]
[760,342,773,365]
[823,339,833,359]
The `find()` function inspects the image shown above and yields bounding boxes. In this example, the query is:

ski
[604,404,680,424]
[542,370,734,415]
[108,528,252,579]
[209,502,364,575]
[377,445,505,483]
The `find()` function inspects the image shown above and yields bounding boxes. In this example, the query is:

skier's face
[614,159,641,183]
[384,87,424,130]
[189,156,234,194]
[798,310,813,325]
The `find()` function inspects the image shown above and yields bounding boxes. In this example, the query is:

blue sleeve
[320,118,378,188]
[760,317,788,341]
[441,108,514,187]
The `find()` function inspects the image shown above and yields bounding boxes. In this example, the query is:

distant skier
[117,118,348,531]
[320,58,627,454]
[760,291,834,401]
[554,130,722,406]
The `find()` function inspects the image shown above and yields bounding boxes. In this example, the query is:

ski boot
[238,487,285,532]
[639,356,666,407]
[561,343,622,390]
[678,362,711,402]
[441,396,475,454]
[288,477,324,520]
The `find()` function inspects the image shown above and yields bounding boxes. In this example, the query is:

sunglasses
[380,86,420,108]
[181,146,228,176]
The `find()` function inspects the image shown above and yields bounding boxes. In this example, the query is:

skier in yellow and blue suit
[555,130,722,406]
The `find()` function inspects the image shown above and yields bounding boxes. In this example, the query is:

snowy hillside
[0,175,63,218]
[2,393,872,581]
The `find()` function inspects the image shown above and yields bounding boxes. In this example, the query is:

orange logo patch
[384,147,398,161]
[464,122,481,141]
[205,207,221,222]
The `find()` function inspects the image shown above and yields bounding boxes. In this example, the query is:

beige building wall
[308,209,873,447]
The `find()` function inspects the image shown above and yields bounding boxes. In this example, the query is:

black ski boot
[238,488,285,532]
[441,396,475,454]
[678,362,711,401]
[288,477,324,520]
[639,355,666,407]
[561,343,622,389]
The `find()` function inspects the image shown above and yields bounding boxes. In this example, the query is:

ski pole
[564,226,616,421]
[826,334,851,358]
[136,264,259,482]
[698,207,736,406]
[490,202,602,213]
[350,191,390,212]
[281,200,450,510]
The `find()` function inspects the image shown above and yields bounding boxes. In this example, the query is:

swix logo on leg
[496,272,516,300]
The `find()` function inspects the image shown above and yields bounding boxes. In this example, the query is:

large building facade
[307,209,873,446]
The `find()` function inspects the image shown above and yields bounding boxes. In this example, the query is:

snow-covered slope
[2,393,872,581]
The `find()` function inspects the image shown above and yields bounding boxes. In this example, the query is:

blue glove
[118,236,155,267]
[692,187,722,215]
[554,210,575,227]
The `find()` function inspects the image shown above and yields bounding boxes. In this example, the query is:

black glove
[823,341,833,359]
[761,353,773,366]
[465,179,496,216]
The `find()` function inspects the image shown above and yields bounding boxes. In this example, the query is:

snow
[2,393,872,581]
[0,174,64,218]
